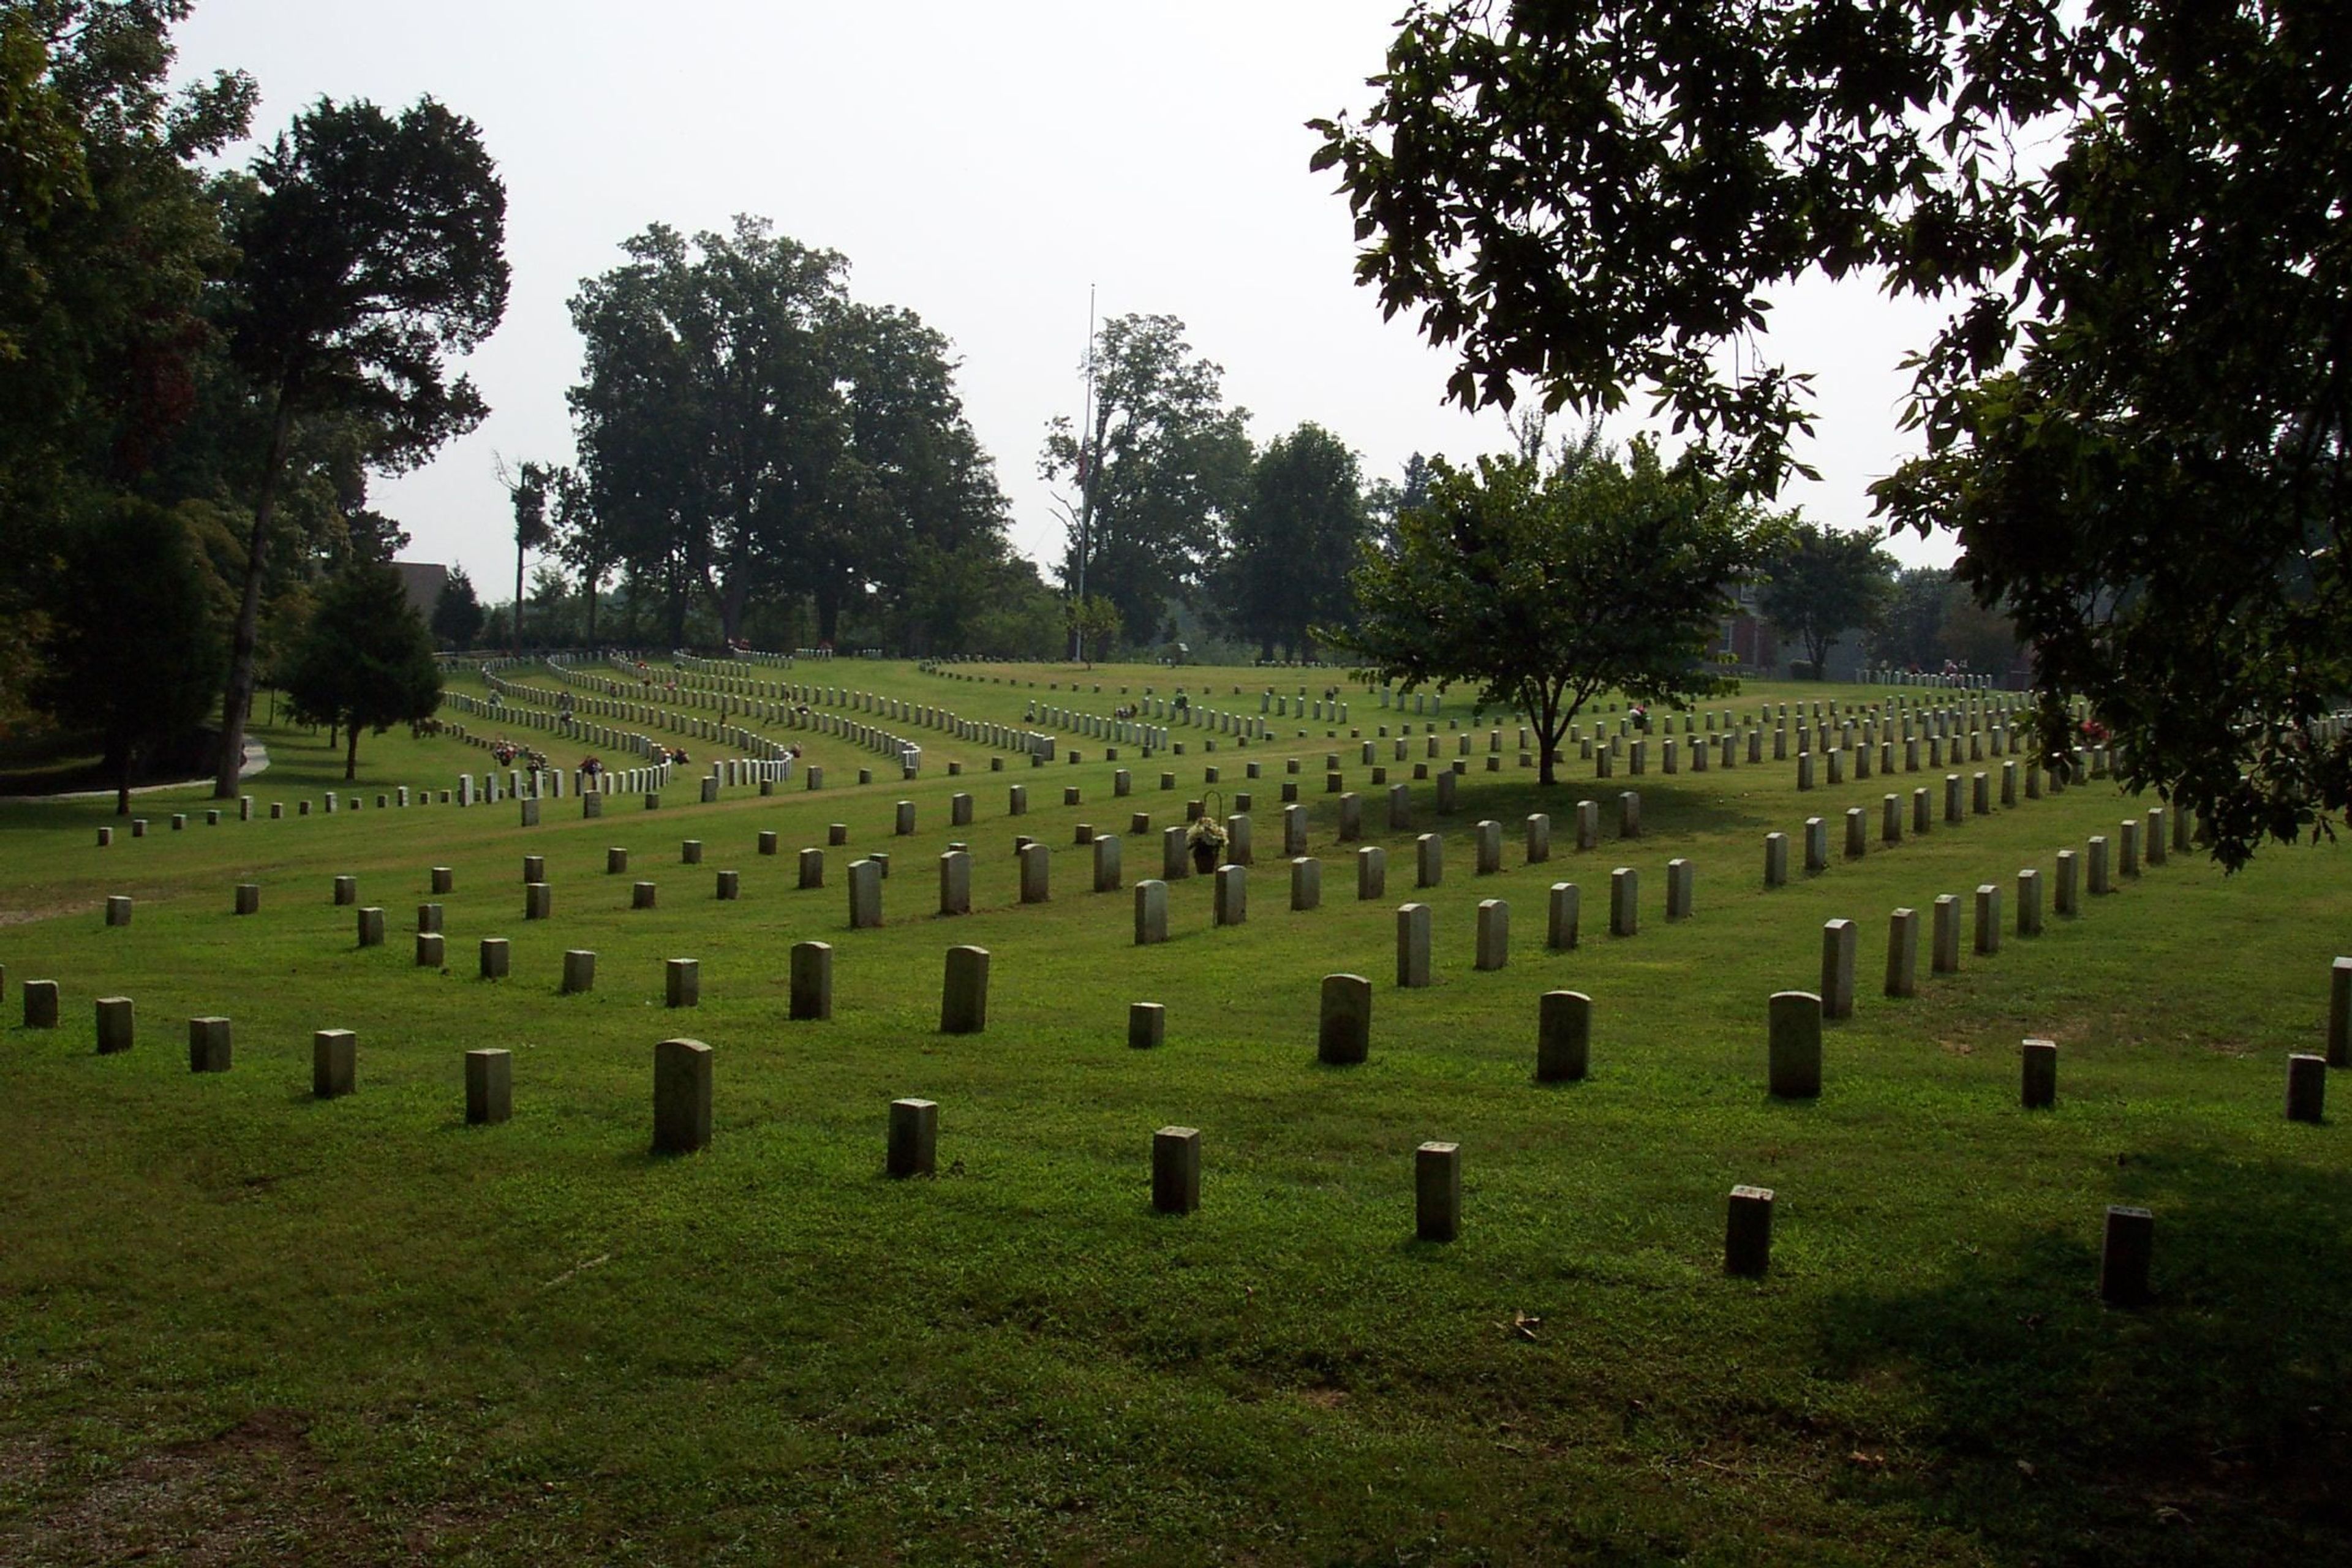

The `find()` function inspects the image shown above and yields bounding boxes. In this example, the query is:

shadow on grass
[1811,1139,2352,1564]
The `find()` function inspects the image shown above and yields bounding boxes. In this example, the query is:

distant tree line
[473,290,1422,666]
[1040,312,1430,664]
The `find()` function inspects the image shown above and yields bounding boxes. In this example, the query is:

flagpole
[1074,284,1096,663]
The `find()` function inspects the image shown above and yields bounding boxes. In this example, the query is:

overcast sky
[171,1,1961,592]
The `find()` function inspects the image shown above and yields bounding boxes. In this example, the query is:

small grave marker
[314,1030,355,1098]
[1820,920,1856,1020]
[848,859,883,929]
[2329,956,2352,1067]
[888,1098,937,1177]
[1214,863,1247,925]
[791,941,833,1020]
[1725,1186,1774,1277]
[652,1038,713,1154]
[2287,1054,2328,1123]
[1415,1143,1461,1243]
[1475,899,1510,970]
[2100,1206,2154,1306]
[188,1016,232,1074]
[1609,867,1638,937]
[1133,879,1168,945]
[1152,1127,1201,1214]
[2022,1038,2057,1109]
[665,958,699,1008]
[1537,990,1590,1081]
[1768,992,1823,1098]
[1665,858,1694,920]
[1547,883,1580,950]
[1319,974,1372,1064]
[1931,895,1961,974]
[1885,908,1920,998]
[940,945,989,1033]
[95,996,133,1054]
[1394,902,1434,988]
[1974,885,2001,955]
[466,1049,512,1125]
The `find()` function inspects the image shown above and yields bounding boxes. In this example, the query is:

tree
[339,507,409,566]
[1041,314,1251,652]
[277,562,440,779]
[965,556,1067,660]
[1324,429,1773,786]
[430,565,484,650]
[0,1,252,731]
[496,457,552,651]
[1066,594,1121,671]
[567,220,1009,646]
[1316,2,2352,865]
[34,498,225,813]
[1759,522,1894,677]
[546,464,612,644]
[570,219,846,645]
[209,94,507,796]
[1876,567,1952,674]
[1216,423,1368,661]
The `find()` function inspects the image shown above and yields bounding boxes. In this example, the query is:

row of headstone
[33,926,2339,1135]
[665,654,1170,758]
[477,668,799,767]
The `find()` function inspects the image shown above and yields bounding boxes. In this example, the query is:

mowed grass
[0,666,2346,1564]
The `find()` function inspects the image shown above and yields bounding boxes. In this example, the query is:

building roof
[392,560,448,621]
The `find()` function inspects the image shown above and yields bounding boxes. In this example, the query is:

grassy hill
[1,658,2343,1564]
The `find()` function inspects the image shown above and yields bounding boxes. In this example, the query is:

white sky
[170,0,1961,592]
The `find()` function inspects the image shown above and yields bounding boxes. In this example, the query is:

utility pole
[1072,285,1097,663]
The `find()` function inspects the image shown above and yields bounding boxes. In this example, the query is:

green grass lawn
[1,664,2345,1564]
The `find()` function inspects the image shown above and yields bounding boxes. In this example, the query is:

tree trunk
[114,739,134,816]
[345,715,361,780]
[665,557,687,645]
[213,396,293,797]
[718,570,747,645]
[584,573,598,646]
[1531,682,1570,788]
